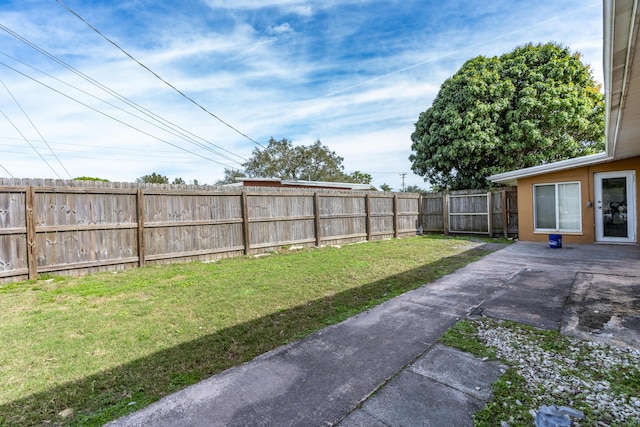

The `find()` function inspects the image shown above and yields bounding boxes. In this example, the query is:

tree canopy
[409,42,605,190]
[73,176,109,182]
[136,172,168,184]
[237,137,368,184]
[215,168,246,185]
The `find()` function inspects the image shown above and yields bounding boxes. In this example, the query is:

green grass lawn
[0,236,502,426]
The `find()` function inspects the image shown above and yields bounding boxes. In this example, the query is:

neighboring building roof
[233,177,376,191]
[490,0,640,185]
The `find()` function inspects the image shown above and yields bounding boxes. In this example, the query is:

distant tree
[347,171,373,184]
[73,176,109,182]
[192,179,200,186]
[379,183,392,192]
[405,185,426,193]
[215,168,246,185]
[172,177,185,185]
[137,172,169,184]
[243,137,356,182]
[410,42,605,190]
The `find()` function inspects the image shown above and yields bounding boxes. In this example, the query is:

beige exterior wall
[517,156,640,243]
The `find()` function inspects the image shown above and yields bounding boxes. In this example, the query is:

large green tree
[243,137,356,182]
[410,43,605,190]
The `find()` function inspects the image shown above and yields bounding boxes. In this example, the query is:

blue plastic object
[534,405,584,426]
[549,234,562,249]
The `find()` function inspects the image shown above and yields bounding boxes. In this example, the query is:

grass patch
[438,319,496,360]
[0,236,502,426]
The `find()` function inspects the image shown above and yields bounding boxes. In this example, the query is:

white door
[594,171,636,243]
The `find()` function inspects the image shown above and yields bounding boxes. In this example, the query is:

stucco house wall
[516,156,639,243]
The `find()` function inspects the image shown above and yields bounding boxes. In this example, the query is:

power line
[0,50,243,165]
[0,59,239,169]
[0,78,73,179]
[0,139,236,162]
[0,136,215,156]
[0,29,247,165]
[56,0,266,149]
[0,162,15,178]
[1,110,62,178]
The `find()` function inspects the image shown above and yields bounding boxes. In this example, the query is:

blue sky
[0,0,603,189]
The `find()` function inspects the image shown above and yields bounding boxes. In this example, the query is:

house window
[534,182,581,232]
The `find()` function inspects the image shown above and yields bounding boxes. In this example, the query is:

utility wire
[0,162,15,178]
[0,146,230,163]
[0,28,247,164]
[0,136,216,157]
[0,78,73,178]
[0,51,243,165]
[0,59,239,169]
[1,110,61,178]
[56,0,266,149]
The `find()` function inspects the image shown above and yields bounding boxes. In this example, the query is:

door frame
[594,170,636,243]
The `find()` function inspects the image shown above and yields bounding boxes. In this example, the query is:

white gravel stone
[475,322,640,425]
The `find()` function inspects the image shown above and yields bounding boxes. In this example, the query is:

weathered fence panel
[0,189,27,279]
[368,195,394,240]
[0,179,517,282]
[421,195,444,232]
[144,192,245,262]
[318,194,367,245]
[248,193,316,249]
[397,195,420,236]
[31,189,139,275]
[448,192,491,234]
[505,189,519,236]
[420,187,517,237]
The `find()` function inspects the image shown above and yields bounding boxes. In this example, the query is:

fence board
[0,234,27,273]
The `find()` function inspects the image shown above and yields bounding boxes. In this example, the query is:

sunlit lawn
[0,235,502,426]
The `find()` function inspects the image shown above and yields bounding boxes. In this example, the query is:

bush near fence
[0,178,517,282]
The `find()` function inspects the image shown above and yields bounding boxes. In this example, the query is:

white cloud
[268,23,295,36]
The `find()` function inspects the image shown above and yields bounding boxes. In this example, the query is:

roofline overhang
[487,152,612,185]
[605,0,639,157]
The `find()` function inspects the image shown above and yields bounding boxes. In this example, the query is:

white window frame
[533,181,582,233]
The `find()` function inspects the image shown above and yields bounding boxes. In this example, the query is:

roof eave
[487,152,612,185]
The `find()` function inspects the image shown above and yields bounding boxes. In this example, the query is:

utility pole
[400,173,406,192]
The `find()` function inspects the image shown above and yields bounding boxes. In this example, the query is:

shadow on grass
[0,243,504,426]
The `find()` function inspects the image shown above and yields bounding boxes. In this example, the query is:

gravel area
[476,321,640,426]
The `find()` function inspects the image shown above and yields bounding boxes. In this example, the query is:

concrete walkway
[107,241,640,427]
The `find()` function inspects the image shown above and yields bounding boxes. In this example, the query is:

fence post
[487,191,493,237]
[365,194,372,241]
[25,185,37,280]
[442,193,449,235]
[501,190,508,239]
[393,194,399,238]
[136,189,146,267]
[313,192,321,246]
[418,193,423,233]
[241,190,250,255]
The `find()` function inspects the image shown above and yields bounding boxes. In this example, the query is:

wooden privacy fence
[422,188,518,236]
[0,179,517,282]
